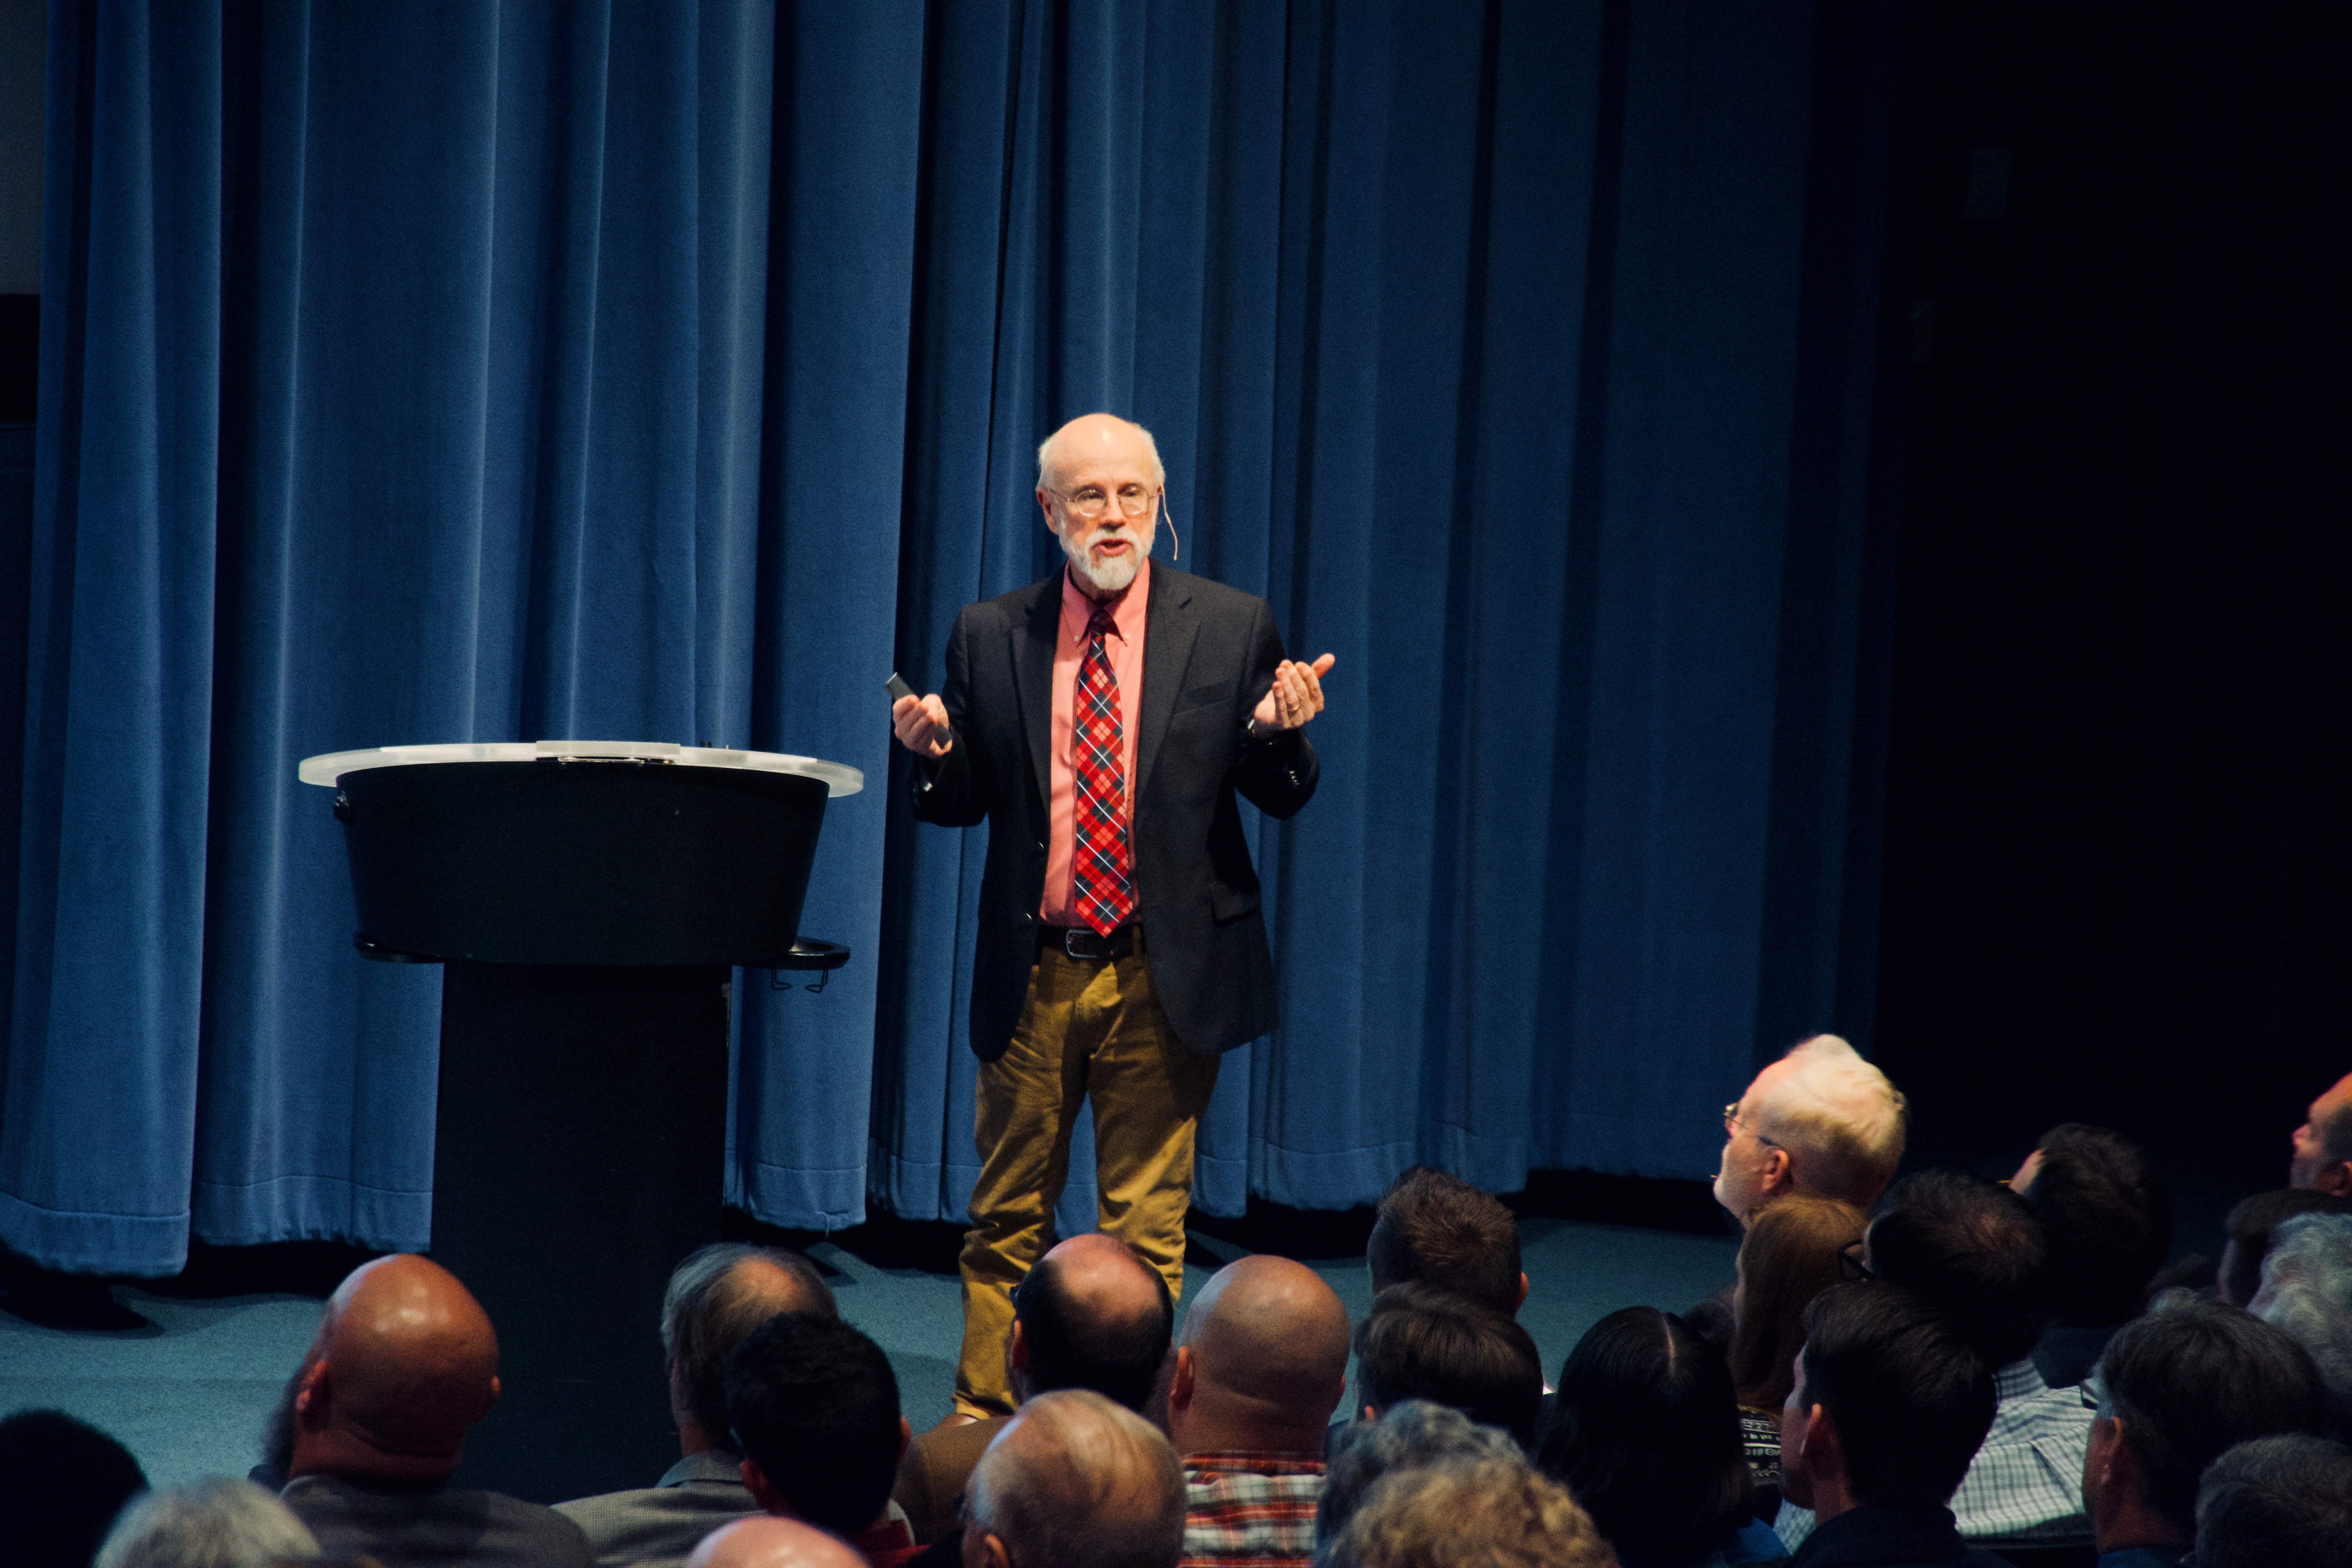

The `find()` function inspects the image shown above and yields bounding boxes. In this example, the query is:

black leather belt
[1039,924,1140,960]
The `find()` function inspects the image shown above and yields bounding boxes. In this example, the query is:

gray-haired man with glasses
[893,412,1335,1424]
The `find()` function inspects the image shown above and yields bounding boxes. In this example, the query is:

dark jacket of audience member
[2087,1289,2329,1563]
[724,1312,908,1543]
[1365,1167,1526,1317]
[1352,1282,1544,1450]
[2193,1434,2352,1568]
[2015,1123,2171,1387]
[1535,1307,1783,1568]
[2220,1188,2345,1307]
[0,1408,147,1568]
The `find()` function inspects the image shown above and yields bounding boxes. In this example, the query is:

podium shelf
[297,740,862,796]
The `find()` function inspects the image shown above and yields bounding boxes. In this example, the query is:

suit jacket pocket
[1169,681,1233,722]
[1209,882,1261,923]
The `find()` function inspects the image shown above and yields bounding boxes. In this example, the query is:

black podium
[300,740,860,1503]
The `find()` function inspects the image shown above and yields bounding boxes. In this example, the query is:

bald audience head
[287,1254,501,1482]
[965,1388,1187,1568]
[1717,1033,1907,1225]
[688,1515,867,1568]
[663,1243,837,1457]
[1010,1232,1174,1411]
[1166,1256,1351,1456]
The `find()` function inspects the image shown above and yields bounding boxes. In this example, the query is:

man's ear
[1802,1402,1844,1479]
[1008,1319,1030,1373]
[1760,1145,1794,1196]
[898,1415,911,1465]
[294,1359,332,1426]
[2321,1161,2352,1198]
[1036,490,1059,535]
[1168,1345,1196,1411]
[740,1456,790,1517]
[976,1532,1013,1568]
[1515,1272,1530,1314]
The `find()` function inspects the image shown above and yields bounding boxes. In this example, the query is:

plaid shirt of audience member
[1180,1452,1327,1568]
[1776,1358,2095,1554]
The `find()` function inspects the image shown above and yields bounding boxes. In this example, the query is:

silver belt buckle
[1062,927,1090,958]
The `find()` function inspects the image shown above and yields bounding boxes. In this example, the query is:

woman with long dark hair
[1724,1193,1869,1514]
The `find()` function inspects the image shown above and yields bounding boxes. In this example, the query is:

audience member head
[0,1408,148,1568]
[1725,1191,1867,1410]
[2194,1434,2352,1568]
[688,1515,868,1568]
[963,1388,1186,1568]
[1534,1306,1751,1566]
[663,1243,836,1457]
[1780,1281,1995,1523]
[1715,1034,1907,1225]
[2011,1123,2171,1327]
[2288,1073,2352,1195]
[1353,1281,1545,1450]
[1365,1167,1526,1316]
[284,1253,501,1484]
[2249,1211,2352,1428]
[1865,1168,2049,1367]
[1321,1456,1612,1568]
[1318,1399,1523,1547]
[2085,1289,2328,1556]
[1008,1232,1173,1411]
[725,1312,907,1537]
[2221,1189,2346,1307]
[1166,1255,1350,1456]
[94,1477,318,1568]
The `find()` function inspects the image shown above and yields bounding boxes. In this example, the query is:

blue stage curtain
[3,0,1901,1273]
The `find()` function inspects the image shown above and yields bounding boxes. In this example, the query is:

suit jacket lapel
[1135,568,1199,804]
[1011,576,1060,813]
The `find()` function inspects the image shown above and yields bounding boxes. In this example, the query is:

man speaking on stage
[891,412,1334,1420]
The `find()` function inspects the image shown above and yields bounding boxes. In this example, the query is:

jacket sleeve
[1231,597,1320,821]
[908,604,990,828]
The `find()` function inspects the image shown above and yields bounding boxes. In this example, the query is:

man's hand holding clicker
[1252,653,1336,733]
[892,693,954,758]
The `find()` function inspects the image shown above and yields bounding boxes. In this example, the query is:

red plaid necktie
[1071,603,1135,936]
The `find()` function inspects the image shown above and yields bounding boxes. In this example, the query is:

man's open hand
[1252,654,1336,733]
[892,693,954,758]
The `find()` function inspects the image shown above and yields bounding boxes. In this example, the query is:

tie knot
[1086,605,1118,641]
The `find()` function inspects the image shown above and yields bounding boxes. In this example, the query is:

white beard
[1060,523,1147,595]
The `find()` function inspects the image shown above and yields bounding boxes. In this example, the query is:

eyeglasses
[1050,483,1159,519]
[1838,1240,1877,1282]
[1723,1103,1780,1148]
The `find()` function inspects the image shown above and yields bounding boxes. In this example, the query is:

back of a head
[967,1388,1186,1568]
[0,1408,149,1568]
[689,1514,869,1568]
[1012,1241,1174,1411]
[1752,1034,1907,1209]
[724,1312,901,1537]
[2195,1434,2352,1568]
[95,1477,319,1568]
[1365,1167,1523,1315]
[1535,1307,1749,1564]
[2097,1289,2329,1539]
[2223,1189,2345,1306]
[664,1244,837,1451]
[1726,1192,1867,1409]
[1318,1400,1522,1547]
[1354,1282,1545,1449]
[1799,1281,1995,1511]
[1323,1457,1612,1568]
[1178,1255,1352,1435]
[2249,1211,2352,1423]
[1867,1168,2050,1367]
[2020,1123,2172,1325]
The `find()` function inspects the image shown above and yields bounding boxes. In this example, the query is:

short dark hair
[1798,1282,1995,1510]
[1367,1167,1523,1316]
[663,1244,836,1450]
[1011,1241,1174,1412]
[1355,1282,1545,1450]
[2020,1125,2171,1325]
[0,1408,147,1568]
[1867,1169,2049,1367]
[2195,1434,2352,1568]
[2224,1190,2347,1306]
[2097,1290,2328,1536]
[1535,1308,1750,1563]
[724,1313,901,1536]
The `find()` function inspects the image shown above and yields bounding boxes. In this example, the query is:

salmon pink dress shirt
[1040,557,1149,926]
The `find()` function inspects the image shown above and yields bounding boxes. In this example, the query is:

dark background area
[0,1,2346,1306]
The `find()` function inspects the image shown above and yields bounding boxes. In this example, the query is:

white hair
[1036,416,1167,490]
[1751,1033,1908,1208]
[2252,1212,2352,1425]
[95,1478,318,1568]
[967,1388,1185,1568]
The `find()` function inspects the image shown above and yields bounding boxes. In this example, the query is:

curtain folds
[1,0,1902,1274]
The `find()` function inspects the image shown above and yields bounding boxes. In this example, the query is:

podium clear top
[298,741,864,796]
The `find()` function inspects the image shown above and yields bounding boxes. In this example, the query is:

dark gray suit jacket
[552,1448,759,1568]
[911,564,1317,1061]
[282,1473,593,1568]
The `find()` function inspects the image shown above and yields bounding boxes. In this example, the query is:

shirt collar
[1062,556,1151,642]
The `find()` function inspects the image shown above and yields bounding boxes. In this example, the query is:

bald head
[289,1254,500,1481]
[965,1389,1186,1568]
[1010,1233,1173,1409]
[1167,1256,1350,1455]
[689,1515,866,1568]
[1036,413,1165,491]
